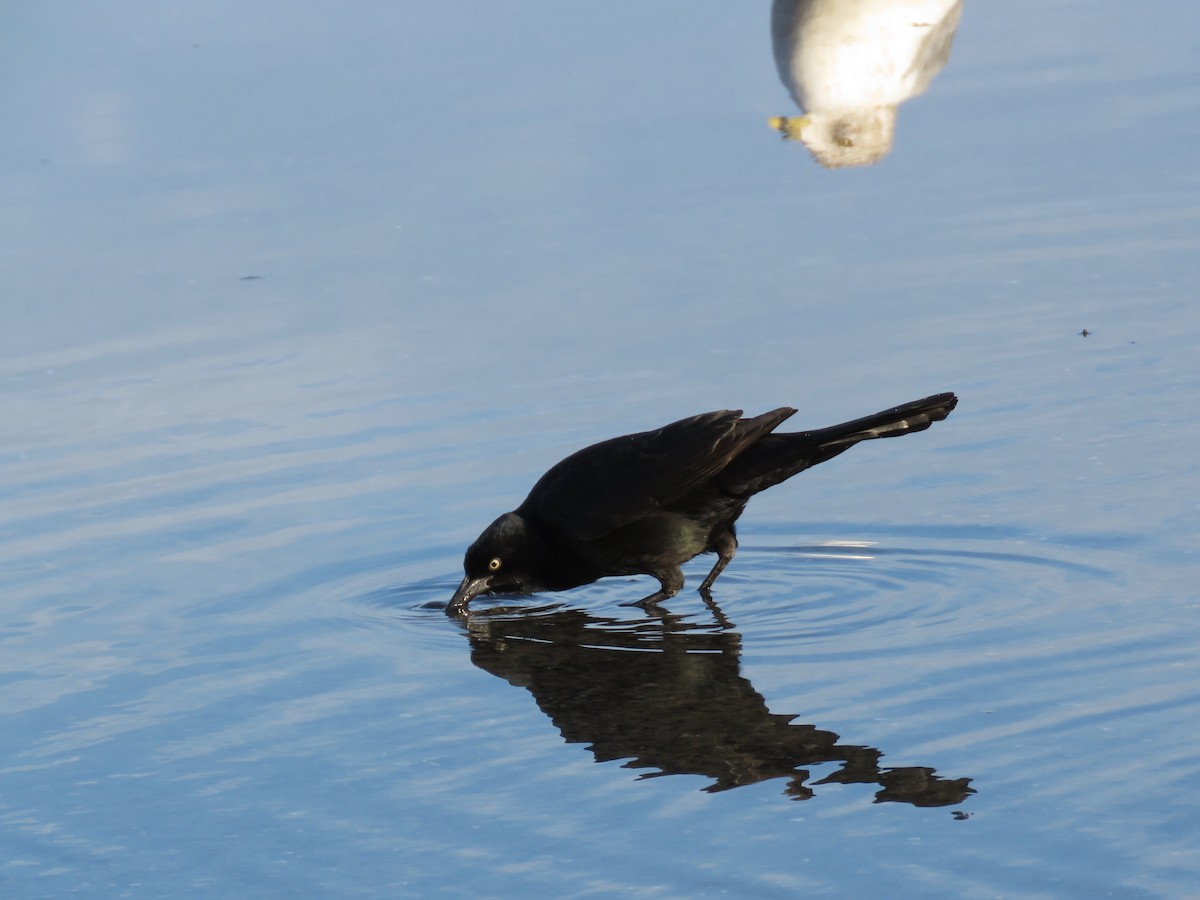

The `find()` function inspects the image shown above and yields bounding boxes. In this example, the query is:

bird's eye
[488,557,502,571]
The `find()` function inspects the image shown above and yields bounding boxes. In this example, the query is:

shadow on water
[456,602,975,807]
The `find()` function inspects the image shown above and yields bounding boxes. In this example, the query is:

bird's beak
[768,115,810,140]
[447,574,493,615]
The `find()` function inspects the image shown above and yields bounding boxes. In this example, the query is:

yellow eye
[488,557,502,571]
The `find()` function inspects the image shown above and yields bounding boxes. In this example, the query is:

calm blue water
[3,1,1199,896]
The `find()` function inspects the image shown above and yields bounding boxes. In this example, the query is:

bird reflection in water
[463,602,974,806]
[769,0,963,167]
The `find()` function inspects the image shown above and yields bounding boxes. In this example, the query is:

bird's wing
[521,408,796,541]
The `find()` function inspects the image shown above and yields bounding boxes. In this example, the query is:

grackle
[449,393,957,614]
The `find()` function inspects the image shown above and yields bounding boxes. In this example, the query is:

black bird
[449,392,957,614]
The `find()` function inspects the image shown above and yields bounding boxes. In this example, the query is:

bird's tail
[802,392,958,446]
[718,393,957,497]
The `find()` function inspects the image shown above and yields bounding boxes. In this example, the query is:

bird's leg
[621,566,684,607]
[699,531,738,593]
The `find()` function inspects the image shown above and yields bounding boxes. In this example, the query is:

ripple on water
[349,516,1152,762]
[281,517,1171,823]
[721,526,1121,655]
[355,559,979,809]
[365,521,1128,650]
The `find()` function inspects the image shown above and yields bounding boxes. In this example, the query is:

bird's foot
[620,590,670,608]
[620,569,683,609]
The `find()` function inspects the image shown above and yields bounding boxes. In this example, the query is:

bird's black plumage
[449,392,957,613]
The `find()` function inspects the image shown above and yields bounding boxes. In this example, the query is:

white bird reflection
[769,0,963,167]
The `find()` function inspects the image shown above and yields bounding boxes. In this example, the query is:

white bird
[769,0,963,167]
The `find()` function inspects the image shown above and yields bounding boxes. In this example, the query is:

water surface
[2,1,1199,896]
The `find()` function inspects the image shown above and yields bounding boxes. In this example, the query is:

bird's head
[771,109,896,168]
[806,109,897,168]
[448,512,543,614]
